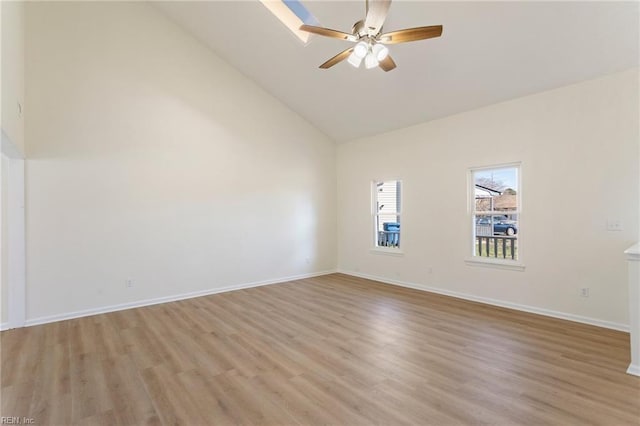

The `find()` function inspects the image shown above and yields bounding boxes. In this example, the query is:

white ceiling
[155,1,639,143]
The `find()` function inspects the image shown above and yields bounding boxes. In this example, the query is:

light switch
[607,218,623,231]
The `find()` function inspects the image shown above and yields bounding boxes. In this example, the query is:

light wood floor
[1,273,639,425]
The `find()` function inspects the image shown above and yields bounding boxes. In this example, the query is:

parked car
[476,217,518,236]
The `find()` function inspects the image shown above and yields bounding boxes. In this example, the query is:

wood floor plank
[250,371,353,426]
[68,352,113,421]
[2,273,639,425]
[101,354,159,425]
[140,363,207,425]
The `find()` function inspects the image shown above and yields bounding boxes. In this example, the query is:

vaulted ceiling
[155,1,639,143]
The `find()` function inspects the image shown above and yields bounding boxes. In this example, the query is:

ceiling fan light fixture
[353,41,369,59]
[299,0,443,72]
[364,51,379,69]
[347,51,363,68]
[372,43,389,61]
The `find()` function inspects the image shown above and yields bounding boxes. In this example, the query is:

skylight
[259,0,319,43]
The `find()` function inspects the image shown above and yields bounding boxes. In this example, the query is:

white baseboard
[338,270,629,332]
[23,270,336,328]
[627,364,640,376]
[0,322,9,331]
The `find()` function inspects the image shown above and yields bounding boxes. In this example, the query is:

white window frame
[371,179,403,256]
[465,162,524,271]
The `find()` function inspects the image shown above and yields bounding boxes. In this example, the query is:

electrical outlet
[126,278,134,288]
[580,288,589,298]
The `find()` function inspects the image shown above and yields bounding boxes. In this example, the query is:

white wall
[1,0,25,155]
[25,2,336,321]
[338,69,639,329]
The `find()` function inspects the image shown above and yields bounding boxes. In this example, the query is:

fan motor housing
[352,20,379,38]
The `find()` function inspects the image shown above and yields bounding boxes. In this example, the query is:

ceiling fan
[299,0,442,72]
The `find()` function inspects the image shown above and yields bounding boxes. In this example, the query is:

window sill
[370,247,404,257]
[464,257,525,271]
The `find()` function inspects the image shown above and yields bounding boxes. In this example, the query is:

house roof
[493,193,517,211]
[475,184,502,196]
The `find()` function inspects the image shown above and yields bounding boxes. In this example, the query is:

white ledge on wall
[370,247,404,257]
[624,242,640,376]
[464,257,525,271]
[624,242,640,260]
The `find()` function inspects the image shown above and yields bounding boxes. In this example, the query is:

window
[259,0,319,43]
[373,180,401,249]
[469,164,521,266]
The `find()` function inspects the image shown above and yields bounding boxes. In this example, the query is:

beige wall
[1,0,25,155]
[25,2,336,321]
[1,0,25,326]
[337,69,640,328]
[1,155,8,323]
[21,1,639,328]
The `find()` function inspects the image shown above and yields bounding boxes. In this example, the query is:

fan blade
[300,25,357,42]
[379,55,396,72]
[319,47,354,69]
[364,0,392,35]
[379,25,443,44]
